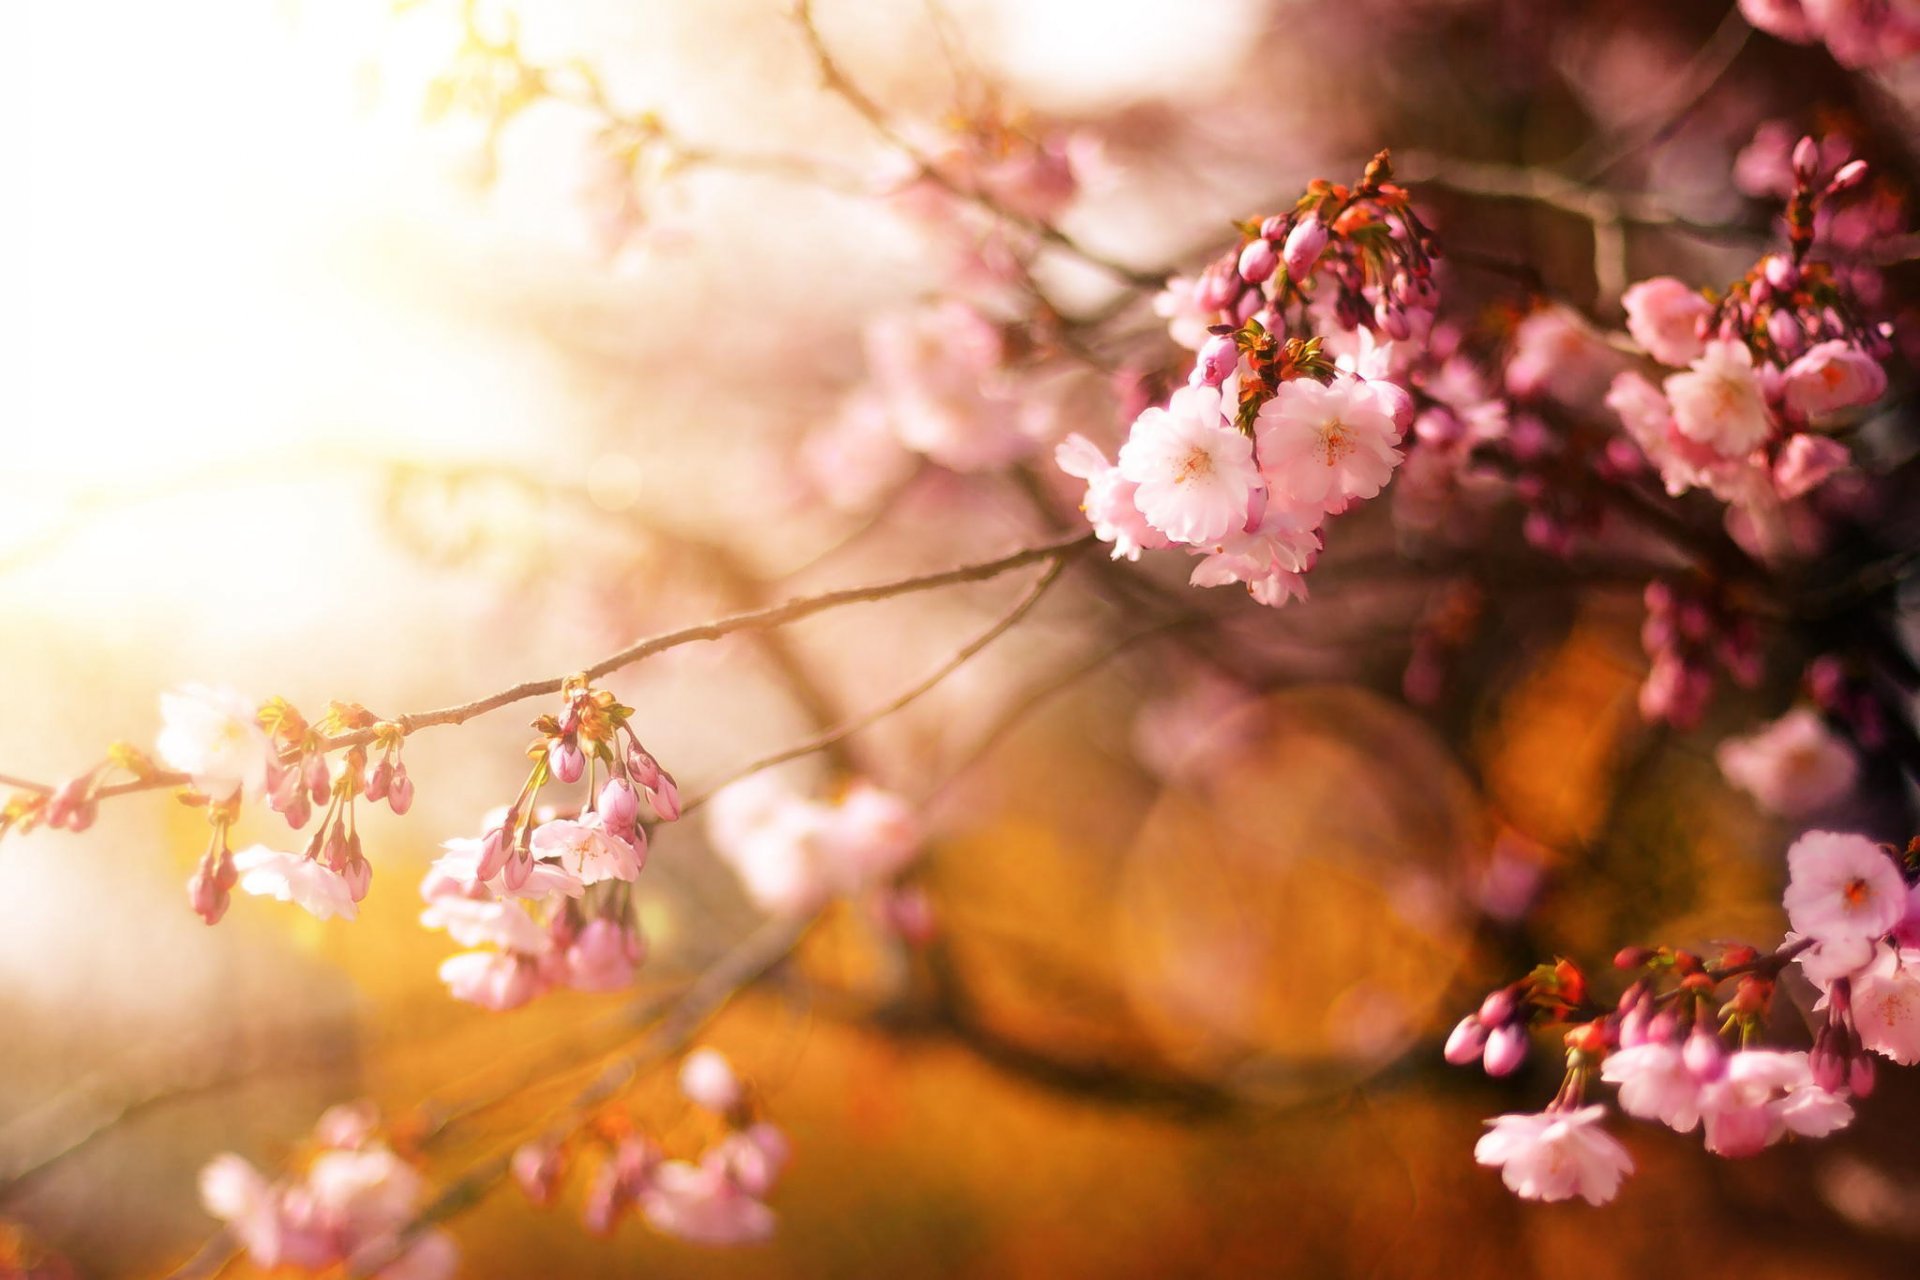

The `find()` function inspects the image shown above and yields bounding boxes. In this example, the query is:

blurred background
[5,0,1920,1276]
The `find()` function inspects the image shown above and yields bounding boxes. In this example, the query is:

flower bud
[322,823,348,872]
[678,1048,744,1114]
[1258,214,1288,240]
[344,854,372,903]
[512,1139,568,1207]
[503,843,534,892]
[645,770,682,823]
[1283,214,1327,281]
[1766,308,1804,359]
[626,745,663,791]
[388,766,414,816]
[1374,300,1411,341]
[549,738,585,784]
[1826,159,1868,196]
[1478,989,1516,1026]
[598,776,640,830]
[1849,1053,1876,1097]
[476,823,510,882]
[1792,135,1820,179]
[188,859,231,925]
[364,758,391,803]
[1482,1023,1529,1076]
[1193,333,1239,387]
[1682,1025,1725,1082]
[1237,238,1277,283]
[305,752,331,804]
[1444,1015,1489,1065]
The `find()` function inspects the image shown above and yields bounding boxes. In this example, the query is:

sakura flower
[1699,1050,1852,1157]
[439,950,546,1011]
[1783,830,1907,944]
[705,1123,790,1198]
[1054,434,1169,562]
[1253,375,1403,513]
[419,896,547,953]
[1846,947,1920,1065]
[1716,708,1858,818]
[864,303,1045,472]
[799,389,917,513]
[1773,433,1851,499]
[232,845,357,922]
[199,1154,283,1263]
[640,1159,777,1246]
[1782,340,1887,420]
[1505,307,1621,407]
[706,774,922,915]
[421,837,584,902]
[1116,385,1261,545]
[1792,931,1878,990]
[1664,340,1774,457]
[1153,274,1219,351]
[564,917,646,992]
[1601,1042,1704,1132]
[531,816,643,885]
[1474,1106,1633,1205]
[1622,277,1711,367]
[1186,505,1321,608]
[157,685,271,802]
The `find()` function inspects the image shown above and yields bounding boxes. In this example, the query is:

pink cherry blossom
[157,685,271,803]
[1847,947,1920,1065]
[863,303,1045,472]
[1783,830,1907,944]
[1055,435,1171,562]
[707,775,922,915]
[1773,433,1851,499]
[705,1123,790,1198]
[1782,340,1887,420]
[1474,1106,1633,1205]
[1253,375,1403,513]
[422,837,585,902]
[1186,505,1321,608]
[565,918,645,992]
[1664,340,1774,457]
[799,389,917,513]
[640,1159,777,1246]
[1116,385,1261,545]
[439,950,547,1010]
[232,846,358,922]
[1622,277,1711,367]
[1504,307,1621,407]
[1699,1050,1852,1157]
[1152,275,1218,351]
[1716,707,1858,818]
[1601,1042,1705,1132]
[531,816,643,885]
[420,896,547,953]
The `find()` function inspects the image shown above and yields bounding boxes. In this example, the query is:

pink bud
[305,752,331,804]
[1282,214,1327,280]
[283,789,311,831]
[476,824,510,882]
[1374,300,1411,341]
[1478,989,1516,1025]
[1482,1023,1529,1076]
[645,770,681,823]
[388,766,414,816]
[1766,308,1804,359]
[344,856,372,903]
[1258,214,1287,240]
[322,824,348,872]
[503,843,534,892]
[1444,1015,1489,1065]
[188,860,230,925]
[625,745,662,791]
[1826,159,1868,196]
[678,1048,743,1113]
[1850,1053,1876,1097]
[598,777,640,830]
[1682,1026,1725,1082]
[1792,135,1820,179]
[1193,333,1239,386]
[549,738,585,784]
[364,758,391,803]
[1763,254,1798,292]
[1237,238,1277,283]
[512,1139,566,1207]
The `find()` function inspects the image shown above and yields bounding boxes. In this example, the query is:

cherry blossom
[1473,1106,1633,1205]
[530,816,644,885]
[1054,434,1169,562]
[1253,375,1403,513]
[1116,385,1261,545]
[1716,707,1859,818]
[1783,830,1907,944]
[157,685,271,803]
[1622,276,1710,367]
[1781,340,1888,420]
[232,845,358,922]
[1664,340,1774,457]
[1846,948,1920,1065]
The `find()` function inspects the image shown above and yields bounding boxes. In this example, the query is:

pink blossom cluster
[1637,577,1763,729]
[1739,0,1920,70]
[706,773,923,916]
[1459,829,1920,1206]
[1606,145,1890,512]
[514,1048,791,1246]
[199,1102,456,1279]
[1716,705,1859,818]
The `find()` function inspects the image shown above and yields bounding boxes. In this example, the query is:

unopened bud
[388,766,414,816]
[1237,238,1277,284]
[1482,1022,1529,1076]
[1283,214,1328,281]
[1444,1015,1489,1065]
[1194,333,1239,386]
[549,738,585,785]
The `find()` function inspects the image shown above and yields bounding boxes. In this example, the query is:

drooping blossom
[1054,434,1170,561]
[1782,830,1908,945]
[707,774,923,916]
[1847,947,1920,1066]
[639,1159,778,1245]
[1664,340,1774,457]
[1716,708,1859,818]
[1474,1106,1633,1205]
[419,896,548,953]
[1781,340,1887,420]
[438,950,547,1011]
[1116,384,1261,545]
[232,845,358,922]
[420,835,585,902]
[863,303,1047,472]
[680,1049,744,1114]
[1773,433,1851,500]
[1186,506,1321,607]
[199,1134,455,1279]
[1504,307,1622,407]
[1698,1050,1853,1157]
[157,685,271,803]
[1601,1042,1707,1133]
[1622,277,1711,367]
[564,917,646,992]
[1253,375,1403,513]
[530,816,644,885]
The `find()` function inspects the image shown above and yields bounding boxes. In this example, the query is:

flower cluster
[1060,154,1428,605]
[706,772,923,917]
[1637,576,1763,729]
[420,678,673,1010]
[1457,828,1919,1205]
[514,1047,791,1245]
[199,1102,456,1280]
[1739,0,1920,70]
[1608,142,1890,514]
